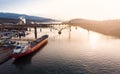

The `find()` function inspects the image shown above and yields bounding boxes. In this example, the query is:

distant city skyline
[1,0,120,20]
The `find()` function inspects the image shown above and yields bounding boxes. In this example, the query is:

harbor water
[0,26,120,74]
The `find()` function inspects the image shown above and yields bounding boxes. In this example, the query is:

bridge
[0,23,70,39]
[0,23,64,28]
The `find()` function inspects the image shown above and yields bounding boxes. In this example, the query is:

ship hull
[12,35,48,59]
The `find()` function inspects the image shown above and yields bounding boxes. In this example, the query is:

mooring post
[34,27,37,39]
[40,28,42,32]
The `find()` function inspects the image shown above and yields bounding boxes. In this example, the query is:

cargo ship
[12,35,48,59]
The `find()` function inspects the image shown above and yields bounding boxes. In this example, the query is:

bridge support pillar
[34,27,37,39]
[69,25,71,31]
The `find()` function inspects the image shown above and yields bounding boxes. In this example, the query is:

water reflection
[88,31,100,49]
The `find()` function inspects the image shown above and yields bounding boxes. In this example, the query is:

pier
[0,23,70,39]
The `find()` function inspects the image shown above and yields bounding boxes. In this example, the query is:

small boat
[12,35,48,59]
[0,39,16,46]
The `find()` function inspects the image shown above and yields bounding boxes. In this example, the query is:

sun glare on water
[89,31,100,49]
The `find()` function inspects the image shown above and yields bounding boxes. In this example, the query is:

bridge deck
[0,23,67,28]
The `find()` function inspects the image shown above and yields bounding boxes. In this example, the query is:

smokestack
[19,16,26,24]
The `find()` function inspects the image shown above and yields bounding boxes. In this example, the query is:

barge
[12,35,48,58]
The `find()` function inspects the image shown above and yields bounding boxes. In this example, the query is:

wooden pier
[11,38,35,41]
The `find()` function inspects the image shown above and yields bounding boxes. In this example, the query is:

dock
[11,38,35,41]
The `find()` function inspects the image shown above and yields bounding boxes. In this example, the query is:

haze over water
[0,26,120,74]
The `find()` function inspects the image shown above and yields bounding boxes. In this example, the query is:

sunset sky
[0,0,120,20]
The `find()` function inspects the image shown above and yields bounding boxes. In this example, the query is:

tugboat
[12,35,48,59]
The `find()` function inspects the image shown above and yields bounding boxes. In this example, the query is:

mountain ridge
[0,12,55,22]
[69,18,120,38]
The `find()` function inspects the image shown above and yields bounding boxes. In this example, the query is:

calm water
[0,26,120,74]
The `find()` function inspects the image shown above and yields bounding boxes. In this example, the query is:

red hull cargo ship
[12,35,48,59]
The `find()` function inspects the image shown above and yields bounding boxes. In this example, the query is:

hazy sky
[0,0,120,20]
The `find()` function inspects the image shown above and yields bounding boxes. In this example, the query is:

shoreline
[70,23,120,38]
